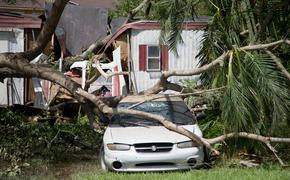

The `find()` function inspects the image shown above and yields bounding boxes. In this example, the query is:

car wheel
[99,145,109,171]
[203,146,209,162]
[202,146,211,169]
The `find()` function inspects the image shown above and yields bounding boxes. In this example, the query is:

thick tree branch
[0,54,78,92]
[208,132,290,165]
[0,67,27,82]
[19,0,69,60]
[142,51,230,94]
[165,39,290,78]
[164,52,229,79]
[208,132,290,144]
[144,39,290,95]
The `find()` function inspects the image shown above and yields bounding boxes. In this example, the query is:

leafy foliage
[196,0,290,135]
[0,109,103,177]
[109,0,143,18]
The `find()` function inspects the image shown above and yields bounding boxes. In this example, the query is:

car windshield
[110,101,195,127]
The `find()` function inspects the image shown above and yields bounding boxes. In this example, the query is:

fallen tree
[1,0,290,165]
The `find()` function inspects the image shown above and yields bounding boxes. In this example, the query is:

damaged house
[0,0,207,118]
[43,1,110,108]
[104,20,207,94]
[0,0,116,110]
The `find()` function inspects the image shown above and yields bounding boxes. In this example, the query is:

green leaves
[155,0,189,54]
[244,54,290,131]
[197,0,290,136]
[220,51,290,134]
[109,0,144,18]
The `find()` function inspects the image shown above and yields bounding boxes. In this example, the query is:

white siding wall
[130,29,204,93]
[0,29,24,105]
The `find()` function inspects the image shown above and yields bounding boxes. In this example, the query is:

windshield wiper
[173,122,186,125]
[121,121,150,128]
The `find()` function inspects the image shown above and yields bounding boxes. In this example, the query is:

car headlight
[177,141,197,148]
[107,143,131,151]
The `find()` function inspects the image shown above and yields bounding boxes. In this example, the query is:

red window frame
[139,44,168,71]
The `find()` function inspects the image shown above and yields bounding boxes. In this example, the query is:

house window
[139,44,168,72]
[147,46,160,71]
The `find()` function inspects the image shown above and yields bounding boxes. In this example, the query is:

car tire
[203,146,211,168]
[99,144,109,172]
[203,146,209,162]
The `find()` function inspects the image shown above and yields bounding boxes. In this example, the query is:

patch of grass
[18,160,101,180]
[70,167,290,180]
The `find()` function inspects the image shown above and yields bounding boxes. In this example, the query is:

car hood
[108,125,196,144]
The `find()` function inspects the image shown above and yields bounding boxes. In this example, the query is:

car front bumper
[103,145,204,172]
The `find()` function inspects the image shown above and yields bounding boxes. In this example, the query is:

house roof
[105,20,208,50]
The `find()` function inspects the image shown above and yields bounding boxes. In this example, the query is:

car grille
[135,162,175,167]
[134,143,173,153]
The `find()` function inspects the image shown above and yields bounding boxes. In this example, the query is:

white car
[100,95,205,172]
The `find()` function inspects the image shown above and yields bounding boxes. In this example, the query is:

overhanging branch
[143,39,290,95]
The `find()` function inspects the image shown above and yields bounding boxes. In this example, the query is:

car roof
[120,94,184,103]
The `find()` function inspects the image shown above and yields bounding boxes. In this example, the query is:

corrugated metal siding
[130,29,204,93]
[0,29,24,105]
